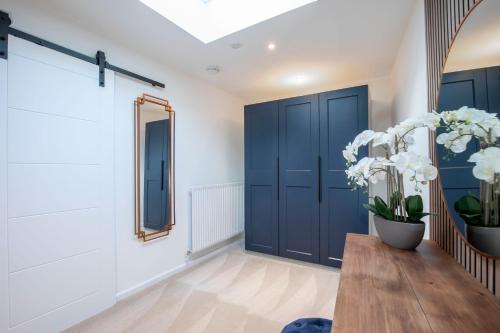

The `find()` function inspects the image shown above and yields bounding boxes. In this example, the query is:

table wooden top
[333,234,500,333]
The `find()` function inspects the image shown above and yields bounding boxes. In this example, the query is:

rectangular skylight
[139,0,318,43]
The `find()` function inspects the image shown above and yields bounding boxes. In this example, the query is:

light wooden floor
[66,244,340,333]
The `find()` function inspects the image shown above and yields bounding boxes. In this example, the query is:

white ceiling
[445,0,500,73]
[15,0,416,103]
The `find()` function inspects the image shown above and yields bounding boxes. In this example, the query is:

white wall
[390,1,427,123]
[0,0,244,323]
[366,77,394,234]
[114,75,243,299]
[389,0,430,238]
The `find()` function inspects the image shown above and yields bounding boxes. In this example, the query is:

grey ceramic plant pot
[465,225,500,256]
[374,215,425,250]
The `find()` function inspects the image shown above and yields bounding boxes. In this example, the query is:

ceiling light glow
[139,0,318,43]
[268,43,276,50]
[287,75,310,85]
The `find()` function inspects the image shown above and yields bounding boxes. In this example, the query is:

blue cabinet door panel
[244,102,279,255]
[319,86,369,267]
[279,95,320,263]
[249,185,275,249]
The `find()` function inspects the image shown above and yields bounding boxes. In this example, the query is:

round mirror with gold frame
[134,94,175,242]
[434,0,499,255]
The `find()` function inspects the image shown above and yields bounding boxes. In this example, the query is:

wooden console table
[333,234,500,332]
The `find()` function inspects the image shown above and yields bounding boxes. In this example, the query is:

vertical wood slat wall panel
[496,260,500,296]
[476,253,482,282]
[425,0,500,298]
[488,259,495,293]
[482,257,487,287]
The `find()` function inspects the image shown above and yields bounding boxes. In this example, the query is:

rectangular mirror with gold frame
[134,94,175,242]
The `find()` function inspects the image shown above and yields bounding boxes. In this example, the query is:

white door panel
[9,250,100,326]
[7,53,100,122]
[1,54,9,333]
[8,36,97,79]
[8,164,101,218]
[8,208,101,272]
[0,35,116,333]
[8,108,100,164]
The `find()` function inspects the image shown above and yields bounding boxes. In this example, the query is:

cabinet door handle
[161,160,165,191]
[277,157,280,201]
[318,156,322,203]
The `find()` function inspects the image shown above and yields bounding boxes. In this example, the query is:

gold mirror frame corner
[134,93,176,242]
[425,0,500,297]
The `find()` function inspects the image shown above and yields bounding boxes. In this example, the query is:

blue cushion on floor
[281,318,332,333]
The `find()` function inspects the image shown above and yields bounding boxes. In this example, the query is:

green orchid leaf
[373,196,393,220]
[405,195,424,215]
[407,212,430,223]
[454,195,483,225]
[454,195,481,215]
[365,197,393,220]
[374,196,389,210]
[363,203,378,215]
[401,195,431,223]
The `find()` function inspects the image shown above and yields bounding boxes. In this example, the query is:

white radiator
[190,182,244,254]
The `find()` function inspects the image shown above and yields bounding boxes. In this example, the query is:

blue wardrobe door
[278,95,320,263]
[244,102,279,255]
[319,85,369,267]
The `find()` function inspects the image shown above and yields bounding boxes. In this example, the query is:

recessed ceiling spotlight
[230,42,243,49]
[268,43,276,50]
[206,65,220,74]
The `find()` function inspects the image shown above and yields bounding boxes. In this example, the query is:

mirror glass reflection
[135,94,175,242]
[437,0,499,246]
[141,105,170,232]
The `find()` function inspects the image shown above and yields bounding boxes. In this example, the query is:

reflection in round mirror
[437,0,500,255]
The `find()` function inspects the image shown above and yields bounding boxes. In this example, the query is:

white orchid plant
[436,106,500,227]
[343,113,440,223]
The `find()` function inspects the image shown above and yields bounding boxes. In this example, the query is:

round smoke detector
[230,42,243,49]
[206,65,220,74]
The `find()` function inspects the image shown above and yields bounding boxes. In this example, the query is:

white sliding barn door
[0,36,116,333]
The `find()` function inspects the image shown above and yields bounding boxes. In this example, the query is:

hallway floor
[66,244,340,333]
